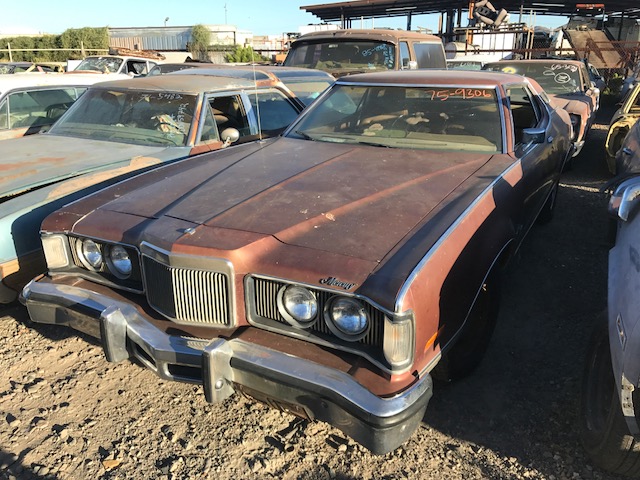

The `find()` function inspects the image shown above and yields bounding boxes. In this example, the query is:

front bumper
[21,278,433,454]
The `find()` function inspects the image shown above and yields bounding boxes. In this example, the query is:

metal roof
[301,0,640,21]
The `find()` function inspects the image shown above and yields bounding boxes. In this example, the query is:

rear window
[284,41,396,74]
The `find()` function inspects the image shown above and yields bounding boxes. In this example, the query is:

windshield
[75,57,124,74]
[288,84,502,153]
[485,62,582,94]
[50,88,197,147]
[281,79,334,105]
[284,41,396,74]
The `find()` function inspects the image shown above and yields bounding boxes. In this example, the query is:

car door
[506,83,564,231]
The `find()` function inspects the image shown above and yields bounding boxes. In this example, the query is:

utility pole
[224,4,228,24]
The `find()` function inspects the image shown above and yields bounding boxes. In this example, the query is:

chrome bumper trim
[21,278,432,454]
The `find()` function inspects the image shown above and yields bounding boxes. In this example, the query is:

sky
[0,0,568,37]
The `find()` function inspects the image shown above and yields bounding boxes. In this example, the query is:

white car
[74,55,159,76]
[581,172,640,477]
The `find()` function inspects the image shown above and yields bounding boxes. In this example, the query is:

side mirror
[401,59,418,70]
[220,127,240,147]
[611,177,640,221]
[521,127,546,145]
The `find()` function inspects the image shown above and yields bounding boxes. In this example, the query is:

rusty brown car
[283,28,447,77]
[22,70,573,454]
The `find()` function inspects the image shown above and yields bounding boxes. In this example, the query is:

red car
[22,70,573,454]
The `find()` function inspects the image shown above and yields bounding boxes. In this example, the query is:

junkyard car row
[3,42,640,467]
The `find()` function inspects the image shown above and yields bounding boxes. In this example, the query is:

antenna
[250,49,264,141]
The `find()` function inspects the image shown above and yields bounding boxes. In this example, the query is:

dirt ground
[0,104,626,480]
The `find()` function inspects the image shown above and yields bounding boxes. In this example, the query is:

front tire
[580,322,640,477]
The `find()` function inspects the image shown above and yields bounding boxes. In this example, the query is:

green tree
[4,36,35,61]
[224,45,268,63]
[60,27,109,58]
[190,24,211,61]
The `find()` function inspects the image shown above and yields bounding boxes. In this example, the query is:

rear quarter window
[413,42,446,68]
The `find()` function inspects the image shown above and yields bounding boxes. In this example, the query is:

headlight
[107,245,132,278]
[277,285,318,327]
[326,297,369,341]
[77,239,102,270]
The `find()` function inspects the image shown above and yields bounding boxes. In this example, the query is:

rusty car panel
[22,70,573,453]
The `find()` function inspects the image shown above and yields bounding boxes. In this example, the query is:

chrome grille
[252,277,384,348]
[143,255,230,325]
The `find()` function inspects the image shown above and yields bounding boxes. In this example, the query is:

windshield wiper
[356,141,393,148]
[294,130,313,141]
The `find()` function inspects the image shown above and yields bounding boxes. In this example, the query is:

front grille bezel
[246,274,394,371]
[140,242,235,327]
[66,235,144,292]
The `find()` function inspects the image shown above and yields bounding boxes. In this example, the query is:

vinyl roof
[301,0,640,22]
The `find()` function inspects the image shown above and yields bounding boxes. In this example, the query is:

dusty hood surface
[0,134,174,199]
[97,138,494,262]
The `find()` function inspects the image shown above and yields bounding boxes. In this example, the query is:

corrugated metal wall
[107,26,245,51]
[109,27,192,51]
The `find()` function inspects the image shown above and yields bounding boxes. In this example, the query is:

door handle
[623,147,633,155]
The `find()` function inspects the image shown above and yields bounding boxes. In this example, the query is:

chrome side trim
[395,162,517,310]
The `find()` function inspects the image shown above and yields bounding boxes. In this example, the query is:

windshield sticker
[543,67,573,84]
[549,63,578,72]
[156,93,184,100]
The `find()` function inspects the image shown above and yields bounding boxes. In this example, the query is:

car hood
[0,134,176,199]
[547,92,591,112]
[94,138,494,263]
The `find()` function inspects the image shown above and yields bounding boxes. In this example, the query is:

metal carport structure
[301,0,640,30]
